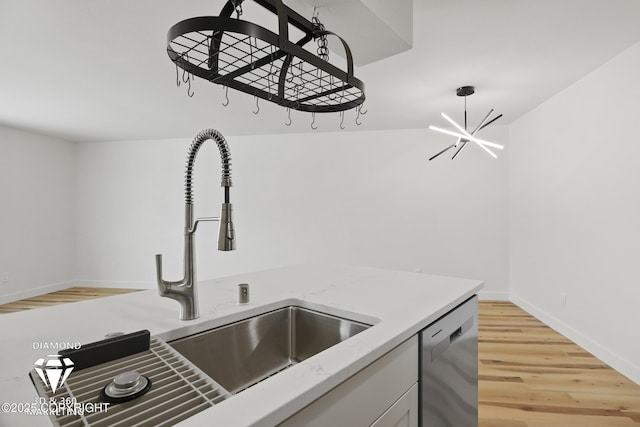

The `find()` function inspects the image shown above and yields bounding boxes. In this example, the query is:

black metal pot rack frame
[167,0,366,113]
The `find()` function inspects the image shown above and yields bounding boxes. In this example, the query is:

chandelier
[429,86,504,160]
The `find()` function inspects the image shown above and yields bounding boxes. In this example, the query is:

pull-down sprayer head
[217,178,235,251]
[218,202,235,251]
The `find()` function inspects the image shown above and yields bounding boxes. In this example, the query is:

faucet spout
[155,129,234,321]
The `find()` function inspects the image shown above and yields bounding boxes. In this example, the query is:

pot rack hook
[356,104,366,125]
[311,112,318,130]
[285,108,292,126]
[328,75,336,100]
[182,67,190,84]
[178,53,194,97]
[253,96,260,115]
[339,111,345,130]
[222,85,230,107]
[186,77,194,97]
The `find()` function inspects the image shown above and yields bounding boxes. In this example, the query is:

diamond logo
[34,355,74,393]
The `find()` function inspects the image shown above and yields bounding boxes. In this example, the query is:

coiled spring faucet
[155,129,235,320]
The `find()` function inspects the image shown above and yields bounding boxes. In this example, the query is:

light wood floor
[479,301,640,426]
[0,287,140,314]
[2,290,639,425]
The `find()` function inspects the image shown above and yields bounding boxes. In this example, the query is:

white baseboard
[74,280,154,290]
[478,290,509,301]
[511,294,640,386]
[0,281,74,305]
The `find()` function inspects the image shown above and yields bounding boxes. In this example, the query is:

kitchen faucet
[155,129,235,320]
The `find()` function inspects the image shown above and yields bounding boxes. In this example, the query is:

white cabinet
[370,383,418,427]
[279,336,418,427]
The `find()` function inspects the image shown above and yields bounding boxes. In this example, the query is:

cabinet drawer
[279,336,418,427]
[370,383,418,427]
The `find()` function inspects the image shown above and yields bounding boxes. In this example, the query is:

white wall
[75,127,509,298]
[0,125,76,303]
[509,41,640,384]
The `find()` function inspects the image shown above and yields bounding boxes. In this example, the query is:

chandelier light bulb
[429,126,504,150]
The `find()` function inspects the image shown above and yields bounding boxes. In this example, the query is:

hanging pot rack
[167,0,366,113]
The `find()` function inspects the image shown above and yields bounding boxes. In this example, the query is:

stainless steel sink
[169,306,371,394]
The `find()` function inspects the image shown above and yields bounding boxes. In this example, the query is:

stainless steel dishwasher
[419,295,478,427]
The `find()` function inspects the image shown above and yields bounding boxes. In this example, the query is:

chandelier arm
[432,125,497,158]
[441,113,472,140]
[471,109,494,135]
[428,144,456,161]
[429,126,504,149]
[474,141,498,159]
[476,141,503,150]
[478,113,503,132]
[451,140,468,159]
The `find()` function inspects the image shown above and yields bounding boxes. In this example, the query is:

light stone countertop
[0,264,483,426]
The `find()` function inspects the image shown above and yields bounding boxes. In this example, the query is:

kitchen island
[0,264,482,426]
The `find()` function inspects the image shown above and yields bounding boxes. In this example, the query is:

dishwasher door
[420,295,478,427]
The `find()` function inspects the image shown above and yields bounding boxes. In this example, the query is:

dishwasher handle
[449,326,463,343]
[430,315,475,362]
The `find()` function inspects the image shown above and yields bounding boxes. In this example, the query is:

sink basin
[169,306,371,394]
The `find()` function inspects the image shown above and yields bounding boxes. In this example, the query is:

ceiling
[1,0,640,142]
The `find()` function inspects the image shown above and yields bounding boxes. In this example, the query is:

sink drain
[100,371,152,403]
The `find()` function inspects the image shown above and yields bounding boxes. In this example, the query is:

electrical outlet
[1,272,8,283]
